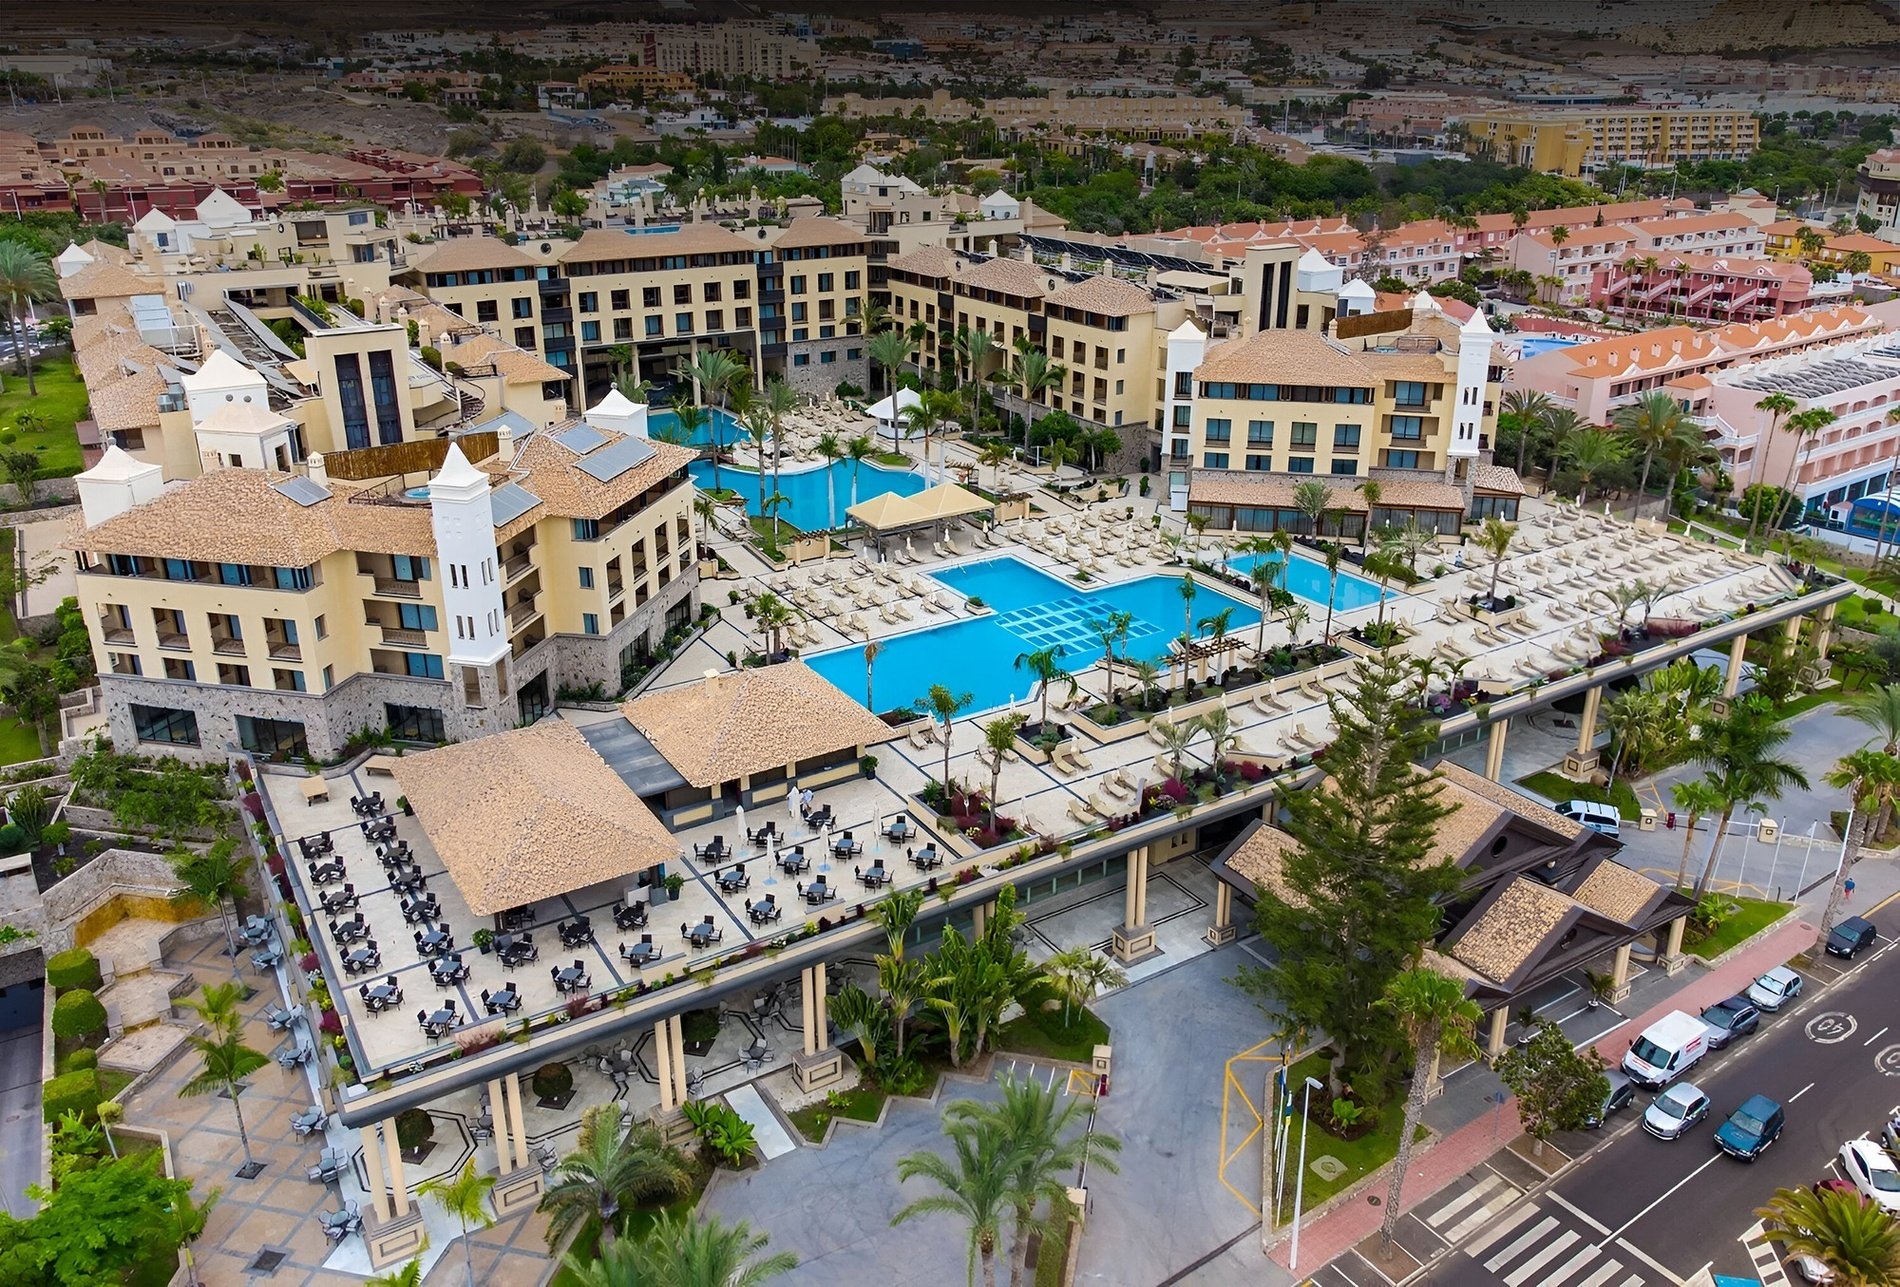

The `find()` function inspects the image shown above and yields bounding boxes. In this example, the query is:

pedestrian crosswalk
[1741,1221,1793,1287]
[1420,1170,1522,1243]
[1459,1200,1669,1287]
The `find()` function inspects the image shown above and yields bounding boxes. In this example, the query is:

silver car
[1745,966,1803,1012]
[1642,1082,1710,1140]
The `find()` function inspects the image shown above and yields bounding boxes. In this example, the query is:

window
[705,310,723,331]
[733,279,750,300]
[847,347,863,360]
[580,320,600,342]
[274,565,313,591]
[405,653,446,679]
[673,284,691,306]
[367,350,401,446]
[582,613,600,635]
[1203,451,1230,468]
[1247,420,1273,447]
[820,350,837,364]
[131,704,199,747]
[476,299,499,323]
[642,286,660,308]
[1393,380,1429,407]
[1389,416,1424,441]
[1204,418,1232,444]
[675,313,693,334]
[1172,405,1191,429]
[1290,422,1318,448]
[1330,459,1359,476]
[315,615,327,640]
[645,316,662,337]
[237,715,307,760]
[511,297,533,320]
[792,328,808,342]
[1383,449,1421,469]
[322,665,334,691]
[578,291,598,313]
[703,282,721,302]
[275,668,307,692]
[736,308,752,327]
[790,302,807,322]
[1287,457,1315,473]
[391,555,429,583]
[515,326,536,348]
[386,703,446,743]
[610,289,629,310]
[1334,424,1361,448]
[790,275,806,294]
[845,270,860,290]
[817,272,833,292]
[398,603,437,631]
[578,567,594,589]
[572,518,599,540]
[792,353,810,367]
[218,563,252,586]
[1245,454,1272,471]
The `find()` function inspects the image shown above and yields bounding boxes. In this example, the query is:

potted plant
[472,928,495,954]
[860,754,878,780]
[394,1108,435,1160]
[531,1061,574,1109]
[1514,1003,1538,1044]
[662,873,686,902]
[1583,969,1614,1010]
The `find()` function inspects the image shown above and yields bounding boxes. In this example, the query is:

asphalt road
[1418,893,1900,1287]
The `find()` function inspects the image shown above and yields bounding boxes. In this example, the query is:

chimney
[308,452,328,486]
[495,422,515,458]
[417,317,432,349]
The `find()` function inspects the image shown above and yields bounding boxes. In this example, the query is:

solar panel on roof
[488,482,542,527]
[271,476,331,506]
[575,435,656,483]
[553,423,608,455]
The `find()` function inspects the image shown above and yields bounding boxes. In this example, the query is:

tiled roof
[390,720,675,916]
[1422,774,1501,868]
[77,332,167,385]
[886,245,960,279]
[412,236,541,274]
[1043,275,1157,317]
[444,332,566,384]
[769,216,868,251]
[622,662,893,789]
[559,223,755,264]
[956,256,1050,298]
[74,469,434,564]
[1471,463,1525,496]
[1222,821,1302,905]
[88,366,168,432]
[59,259,151,301]
[1189,470,1465,512]
[1570,859,1665,924]
[1451,878,1575,984]
[1197,330,1374,387]
[1434,763,1583,839]
[500,427,693,522]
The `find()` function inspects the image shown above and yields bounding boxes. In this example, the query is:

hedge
[56,1047,98,1075]
[42,1068,101,1123]
[45,948,101,992]
[51,989,107,1041]
[532,1062,572,1101]
[394,1107,435,1152]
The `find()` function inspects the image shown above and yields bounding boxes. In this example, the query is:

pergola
[846,482,993,554]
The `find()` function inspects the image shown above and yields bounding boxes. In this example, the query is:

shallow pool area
[689,459,925,532]
[1222,549,1386,613]
[805,556,1258,715]
[649,406,743,450]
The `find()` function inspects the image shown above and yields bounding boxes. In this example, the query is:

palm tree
[1013,645,1072,730]
[1669,779,1725,890]
[737,405,773,519]
[1770,407,1836,534]
[1040,948,1128,1026]
[1158,717,1197,780]
[977,442,1011,493]
[1845,682,1900,840]
[954,325,998,437]
[1746,392,1796,547]
[0,243,57,396]
[1364,549,1403,632]
[1195,705,1242,764]
[1475,516,1516,606]
[892,1124,1015,1287]
[675,350,747,490]
[171,838,248,982]
[565,1211,798,1287]
[1756,1185,1900,1285]
[845,434,875,507]
[1129,658,1165,709]
[1687,696,1810,901]
[1357,480,1382,550]
[539,1104,690,1252]
[186,979,247,1036]
[1320,541,1343,643]
[870,887,926,961]
[1538,406,1588,478]
[1613,390,1686,511]
[815,433,843,530]
[761,492,792,545]
[1004,343,1065,438]
[1376,969,1482,1252]
[1292,480,1334,538]
[1088,610,1133,704]
[947,1077,1124,1284]
[982,712,1026,832]
[925,683,974,789]
[879,953,930,1060]
[862,639,883,712]
[868,328,912,398]
[1175,573,1199,688]
[762,378,798,513]
[752,591,793,657]
[1819,749,1900,955]
[178,994,268,1176]
[692,493,717,550]
[666,391,710,475]
[417,1160,496,1287]
[1562,428,1630,505]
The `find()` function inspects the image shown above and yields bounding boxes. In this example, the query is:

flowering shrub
[319,1008,342,1036]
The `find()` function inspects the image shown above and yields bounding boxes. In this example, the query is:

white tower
[1449,309,1496,463]
[585,387,649,438]
[76,446,164,527]
[428,444,508,669]
[1162,319,1208,513]
[181,350,270,425]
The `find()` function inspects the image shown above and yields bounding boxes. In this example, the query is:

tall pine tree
[1236,652,1462,1097]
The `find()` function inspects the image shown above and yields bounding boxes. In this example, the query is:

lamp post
[1288,1075,1325,1272]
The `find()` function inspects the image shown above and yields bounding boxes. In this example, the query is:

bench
[301,776,330,805]
[362,755,400,778]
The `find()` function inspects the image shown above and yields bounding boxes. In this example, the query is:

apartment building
[1588,255,1841,323]
[1460,107,1760,178]
[1507,212,1765,304]
[1506,304,1886,424]
[576,65,696,99]
[70,393,700,762]
[823,87,1244,141]
[1857,148,1900,246]
[1176,292,1500,534]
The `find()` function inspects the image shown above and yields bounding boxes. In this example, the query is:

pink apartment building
[1588,254,1833,323]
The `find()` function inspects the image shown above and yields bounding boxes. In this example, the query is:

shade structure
[908,481,993,523]
[847,490,931,532]
[868,387,924,439]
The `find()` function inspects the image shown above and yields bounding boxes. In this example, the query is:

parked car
[1882,1115,1900,1157]
[1555,799,1622,837]
[1585,1071,1637,1129]
[1643,1082,1711,1140]
[1826,916,1878,960]
[1714,1095,1785,1160]
[1623,1011,1711,1088]
[1699,996,1762,1049]
[1839,1140,1900,1214]
[1746,966,1803,1012]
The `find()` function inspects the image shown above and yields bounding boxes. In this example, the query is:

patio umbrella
[873,815,883,854]
[788,789,800,823]
[819,824,833,873]
[764,834,778,887]
[736,805,747,845]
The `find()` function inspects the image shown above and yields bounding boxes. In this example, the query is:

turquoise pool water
[650,406,743,449]
[1223,549,1386,613]
[689,459,925,532]
[805,557,1258,715]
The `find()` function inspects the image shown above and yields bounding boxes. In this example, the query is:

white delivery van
[1621,1010,1710,1089]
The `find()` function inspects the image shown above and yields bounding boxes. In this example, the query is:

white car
[1746,966,1803,1012]
[1840,1139,1900,1214]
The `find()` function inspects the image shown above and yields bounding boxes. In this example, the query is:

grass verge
[1266,1054,1425,1221]
[0,354,87,479]
[993,982,1109,1063]
[786,1083,886,1142]
[873,451,911,467]
[1683,892,1793,959]
[1516,770,1640,820]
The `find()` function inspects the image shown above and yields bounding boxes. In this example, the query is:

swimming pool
[649,406,743,450]
[1510,335,1583,359]
[805,556,1258,715]
[689,459,926,532]
[1222,549,1386,613]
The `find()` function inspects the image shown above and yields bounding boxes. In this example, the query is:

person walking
[1845,876,1856,901]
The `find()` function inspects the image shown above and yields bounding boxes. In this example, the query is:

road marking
[1598,1153,1724,1245]
[1807,1011,1859,1043]
[1570,1266,1624,1287]
[1791,1080,1816,1101]
[1503,1228,1580,1286]
[1549,1191,1613,1234]
[1616,1235,1685,1283]
[1877,1045,1900,1077]
[1426,1172,1506,1228]
[1541,1244,1606,1287]
[1443,1181,1524,1243]
[1485,1216,1558,1272]
[1868,1026,1893,1046]
[1465,1204,1540,1259]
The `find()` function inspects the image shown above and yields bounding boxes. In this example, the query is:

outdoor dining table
[319,884,358,912]
[558,916,594,947]
[363,819,397,843]
[309,860,347,886]
[716,865,750,892]
[683,919,723,948]
[777,847,809,874]
[612,900,648,930]
[621,937,659,965]
[496,933,538,965]
[884,818,914,842]
[331,914,369,945]
[414,925,454,956]
[857,863,890,888]
[430,956,469,987]
[342,944,382,974]
[361,977,403,1012]
[300,834,335,858]
[390,868,427,895]
[482,986,521,1015]
[553,965,590,993]
[911,846,942,871]
[241,915,273,945]
[419,1005,457,1037]
[290,1107,327,1137]
[801,879,836,906]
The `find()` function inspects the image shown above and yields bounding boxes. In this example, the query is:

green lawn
[873,451,911,467]
[1683,892,1792,959]
[0,716,44,766]
[993,983,1110,1063]
[0,354,88,480]
[1517,771,1641,820]
[1266,1054,1425,1221]
[786,1083,887,1142]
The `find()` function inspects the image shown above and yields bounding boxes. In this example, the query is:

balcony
[268,642,302,662]
[99,623,134,646]
[607,578,625,604]
[212,636,246,656]
[508,596,542,631]
[503,552,533,583]
[371,576,423,599]
[377,625,428,648]
[156,629,189,651]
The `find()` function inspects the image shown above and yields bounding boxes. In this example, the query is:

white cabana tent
[868,387,924,442]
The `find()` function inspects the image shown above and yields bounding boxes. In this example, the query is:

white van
[1556,799,1622,838]
[1621,1010,1710,1089]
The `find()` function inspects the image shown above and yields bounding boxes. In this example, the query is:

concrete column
[360,1124,393,1220]
[668,1013,689,1102]
[1122,846,1142,928]
[1484,716,1509,782]
[800,966,820,1057]
[1113,846,1157,964]
[1564,684,1603,778]
[1608,942,1633,1004]
[1725,633,1748,697]
[1485,1006,1509,1061]
[1812,602,1839,663]
[814,962,829,1046]
[1781,613,1802,660]
[485,1077,506,1164]
[504,1071,529,1173]
[971,900,990,939]
[381,1118,410,1217]
[1206,879,1236,947]
[1661,915,1688,976]
[654,1017,678,1112]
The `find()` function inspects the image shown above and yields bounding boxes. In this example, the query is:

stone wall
[38,847,194,956]
[542,573,698,694]
[782,337,869,399]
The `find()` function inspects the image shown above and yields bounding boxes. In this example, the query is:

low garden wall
[38,848,204,958]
